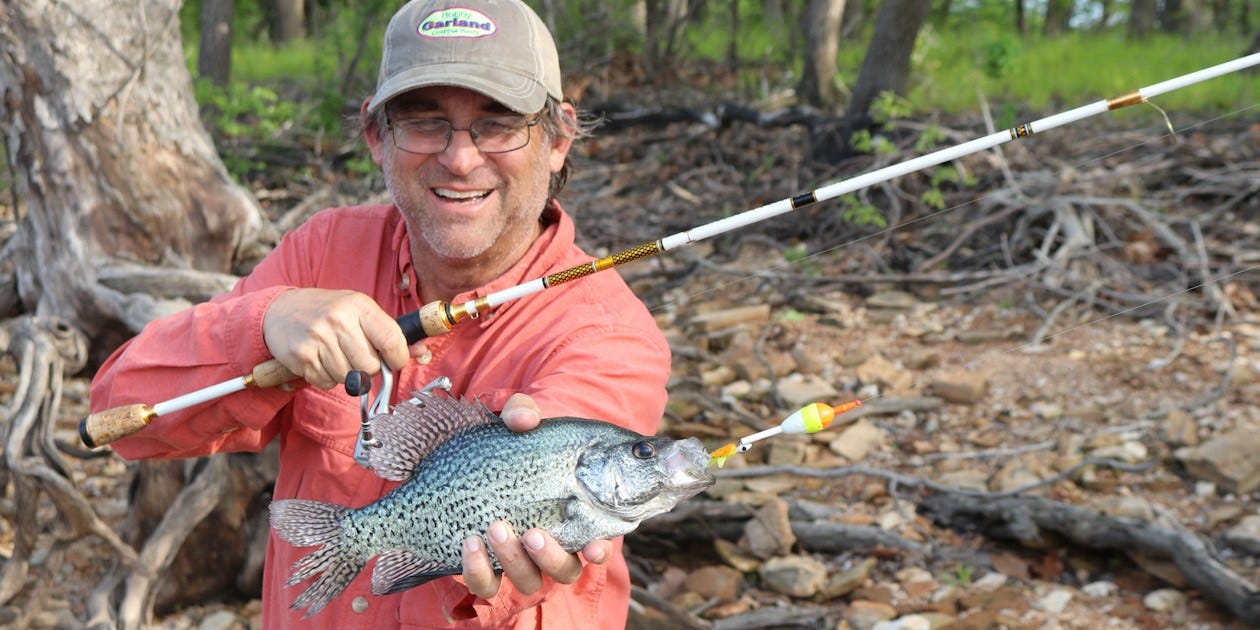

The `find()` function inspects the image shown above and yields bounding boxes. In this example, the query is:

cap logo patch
[417,8,497,38]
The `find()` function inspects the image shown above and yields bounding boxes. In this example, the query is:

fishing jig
[708,400,862,468]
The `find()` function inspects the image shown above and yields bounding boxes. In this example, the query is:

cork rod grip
[78,403,154,448]
[249,358,299,389]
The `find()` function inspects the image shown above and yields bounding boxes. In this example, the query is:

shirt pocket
[289,386,361,458]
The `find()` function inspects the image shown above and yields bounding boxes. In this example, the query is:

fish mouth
[665,438,716,494]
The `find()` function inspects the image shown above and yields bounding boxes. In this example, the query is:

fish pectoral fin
[370,549,457,596]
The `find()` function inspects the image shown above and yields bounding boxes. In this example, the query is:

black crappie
[269,393,714,617]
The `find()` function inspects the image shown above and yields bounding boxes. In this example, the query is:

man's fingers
[523,529,583,584]
[486,521,543,595]
[501,393,542,432]
[581,539,612,565]
[462,535,500,599]
[360,308,410,370]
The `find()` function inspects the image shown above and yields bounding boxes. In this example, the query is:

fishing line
[645,101,1259,317]
[658,104,1257,455]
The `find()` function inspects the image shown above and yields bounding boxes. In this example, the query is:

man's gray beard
[387,180,497,260]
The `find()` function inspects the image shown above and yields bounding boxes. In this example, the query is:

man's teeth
[435,188,489,201]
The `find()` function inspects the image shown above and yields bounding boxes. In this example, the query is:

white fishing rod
[80,52,1260,448]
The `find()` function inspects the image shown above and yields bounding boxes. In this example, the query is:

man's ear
[548,101,577,174]
[362,98,386,166]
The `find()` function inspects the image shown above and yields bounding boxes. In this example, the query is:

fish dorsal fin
[370,549,457,595]
[367,393,498,481]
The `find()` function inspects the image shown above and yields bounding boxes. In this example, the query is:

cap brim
[367,61,549,115]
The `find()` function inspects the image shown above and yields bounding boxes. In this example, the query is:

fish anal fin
[368,394,498,481]
[370,549,458,596]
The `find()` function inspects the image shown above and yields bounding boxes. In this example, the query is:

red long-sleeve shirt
[91,203,671,628]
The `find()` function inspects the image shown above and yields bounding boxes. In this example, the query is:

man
[89,0,671,627]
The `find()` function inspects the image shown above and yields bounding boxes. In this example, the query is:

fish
[268,392,715,617]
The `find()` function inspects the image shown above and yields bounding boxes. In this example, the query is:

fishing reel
[345,365,451,468]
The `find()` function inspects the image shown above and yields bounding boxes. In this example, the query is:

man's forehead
[386,87,516,114]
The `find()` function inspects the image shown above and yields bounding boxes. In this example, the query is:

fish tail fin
[269,499,365,617]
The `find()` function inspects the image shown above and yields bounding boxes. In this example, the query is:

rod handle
[249,358,299,389]
[78,403,155,448]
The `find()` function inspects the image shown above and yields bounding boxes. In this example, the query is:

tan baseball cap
[368,0,562,115]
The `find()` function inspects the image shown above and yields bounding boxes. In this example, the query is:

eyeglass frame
[383,113,544,156]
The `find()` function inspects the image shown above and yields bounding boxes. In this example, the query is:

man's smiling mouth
[434,187,491,203]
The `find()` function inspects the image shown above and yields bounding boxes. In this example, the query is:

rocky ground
[2,112,1258,629]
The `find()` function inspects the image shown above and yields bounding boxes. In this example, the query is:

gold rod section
[543,241,664,287]
[1009,123,1033,140]
[1108,91,1145,110]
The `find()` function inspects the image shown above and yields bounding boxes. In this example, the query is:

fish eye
[631,441,656,459]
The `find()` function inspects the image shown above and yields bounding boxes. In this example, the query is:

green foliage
[195,79,299,181]
[777,308,808,323]
[782,242,810,263]
[909,29,1256,115]
[840,194,887,228]
[942,562,976,587]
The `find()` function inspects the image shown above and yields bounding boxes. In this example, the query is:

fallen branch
[919,493,1260,623]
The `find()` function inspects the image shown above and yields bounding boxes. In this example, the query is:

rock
[934,469,989,493]
[866,290,920,310]
[714,538,761,573]
[1129,553,1188,587]
[1082,581,1118,598]
[990,461,1043,493]
[775,373,840,409]
[766,435,808,466]
[758,554,828,597]
[1222,514,1260,554]
[1175,428,1260,493]
[928,370,989,404]
[741,497,796,559]
[734,349,798,382]
[1030,401,1064,420]
[742,475,798,495]
[828,419,888,462]
[843,600,899,630]
[1088,441,1148,463]
[969,572,1009,592]
[683,565,744,602]
[817,556,877,600]
[1143,588,1187,614]
[687,304,771,333]
[872,614,932,630]
[1100,495,1154,521]
[651,566,688,599]
[1163,408,1199,446]
[700,598,752,620]
[197,610,241,630]
[1038,589,1073,613]
[856,355,914,394]
[895,567,939,599]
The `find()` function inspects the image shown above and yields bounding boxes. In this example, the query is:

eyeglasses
[386,114,542,155]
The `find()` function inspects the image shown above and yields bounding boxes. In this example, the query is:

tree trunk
[1043,0,1075,35]
[1129,0,1159,37]
[1015,0,1027,36]
[797,0,847,109]
[273,0,307,44]
[199,0,234,86]
[843,0,931,125]
[0,0,277,625]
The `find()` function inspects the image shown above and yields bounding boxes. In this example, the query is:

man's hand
[459,393,614,598]
[262,288,415,389]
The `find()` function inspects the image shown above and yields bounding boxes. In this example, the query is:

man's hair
[362,96,600,206]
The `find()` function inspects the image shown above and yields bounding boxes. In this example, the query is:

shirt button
[398,274,411,290]
[352,596,369,613]
[416,346,433,365]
